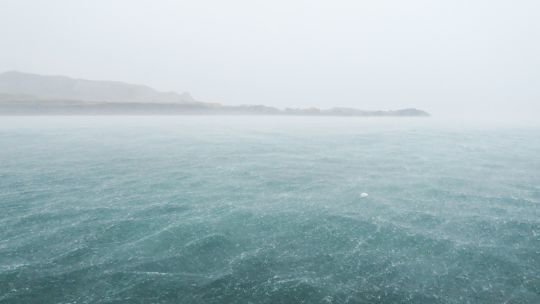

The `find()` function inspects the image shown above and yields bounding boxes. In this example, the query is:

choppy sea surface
[0,116,539,304]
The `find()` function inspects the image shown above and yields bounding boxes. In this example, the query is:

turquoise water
[0,117,539,303]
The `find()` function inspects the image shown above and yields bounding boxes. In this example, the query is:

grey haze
[1,0,539,120]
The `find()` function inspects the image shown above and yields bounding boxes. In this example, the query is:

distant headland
[0,71,429,117]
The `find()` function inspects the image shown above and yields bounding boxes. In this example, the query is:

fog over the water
[1,0,539,120]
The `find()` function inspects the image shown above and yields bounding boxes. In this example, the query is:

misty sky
[1,0,539,118]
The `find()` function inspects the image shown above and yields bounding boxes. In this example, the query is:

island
[0,71,430,117]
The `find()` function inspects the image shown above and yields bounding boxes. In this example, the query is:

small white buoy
[360,192,369,198]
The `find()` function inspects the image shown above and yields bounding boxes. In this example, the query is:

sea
[0,116,539,303]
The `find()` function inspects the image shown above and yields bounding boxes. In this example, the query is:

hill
[0,71,430,117]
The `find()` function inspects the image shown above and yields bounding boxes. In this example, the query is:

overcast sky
[1,0,539,118]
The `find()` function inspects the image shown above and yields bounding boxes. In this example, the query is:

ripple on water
[1,118,539,303]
